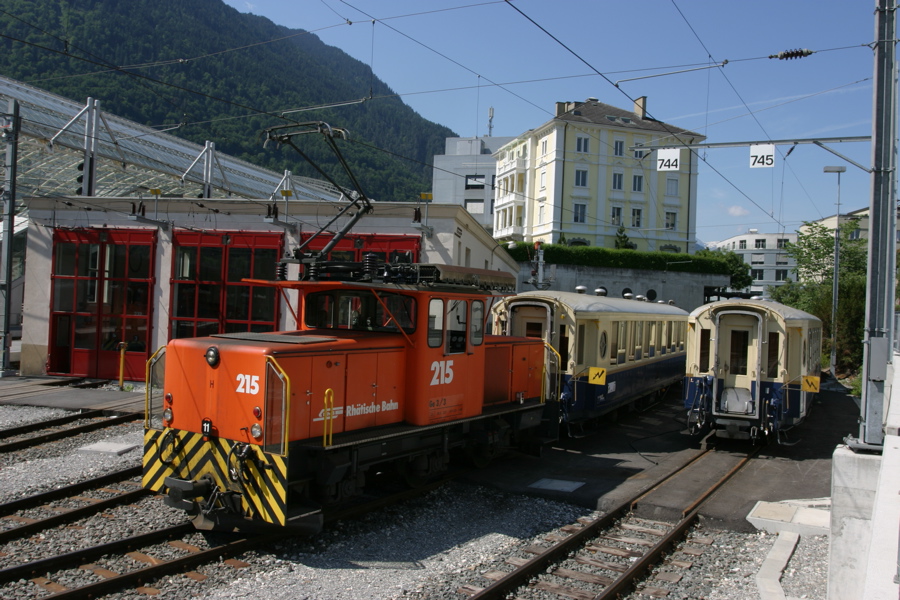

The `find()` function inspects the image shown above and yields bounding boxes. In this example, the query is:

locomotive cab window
[470,300,484,347]
[305,290,416,333]
[428,299,444,348]
[446,300,467,354]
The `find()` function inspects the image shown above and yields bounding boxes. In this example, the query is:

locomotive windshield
[304,290,417,333]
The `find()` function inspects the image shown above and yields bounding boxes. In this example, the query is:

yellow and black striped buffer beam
[143,428,288,526]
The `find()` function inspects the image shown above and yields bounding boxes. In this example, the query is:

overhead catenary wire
[0,3,871,235]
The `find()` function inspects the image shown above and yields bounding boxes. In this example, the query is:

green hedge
[504,243,730,275]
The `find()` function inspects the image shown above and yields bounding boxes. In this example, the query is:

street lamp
[824,165,846,375]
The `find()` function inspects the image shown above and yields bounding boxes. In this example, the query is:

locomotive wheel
[396,457,429,488]
[467,445,495,469]
[467,433,508,468]
[396,452,445,488]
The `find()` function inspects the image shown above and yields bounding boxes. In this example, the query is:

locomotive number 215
[430,360,454,385]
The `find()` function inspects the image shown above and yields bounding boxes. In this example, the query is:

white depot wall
[513,263,729,312]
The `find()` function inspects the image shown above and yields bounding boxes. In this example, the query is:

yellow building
[493,97,705,252]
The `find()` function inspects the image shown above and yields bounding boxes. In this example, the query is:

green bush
[504,243,730,276]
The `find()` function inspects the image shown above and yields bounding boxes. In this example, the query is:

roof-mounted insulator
[770,48,813,60]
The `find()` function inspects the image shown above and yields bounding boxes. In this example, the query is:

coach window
[609,322,618,364]
[470,300,484,347]
[617,321,627,364]
[699,329,711,373]
[730,331,750,375]
[446,300,467,354]
[599,330,608,361]
[666,321,674,352]
[559,325,569,366]
[428,299,444,348]
[767,332,779,377]
[576,323,586,365]
[634,321,643,360]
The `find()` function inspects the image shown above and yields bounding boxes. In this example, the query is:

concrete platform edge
[756,530,799,600]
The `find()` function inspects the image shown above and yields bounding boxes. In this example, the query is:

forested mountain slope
[0,0,456,200]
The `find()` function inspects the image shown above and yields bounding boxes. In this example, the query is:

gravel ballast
[0,404,828,600]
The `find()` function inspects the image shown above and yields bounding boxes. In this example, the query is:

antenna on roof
[488,107,494,137]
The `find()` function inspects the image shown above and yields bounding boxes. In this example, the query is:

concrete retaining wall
[514,263,730,312]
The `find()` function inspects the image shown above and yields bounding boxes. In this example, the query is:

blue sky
[223,0,881,245]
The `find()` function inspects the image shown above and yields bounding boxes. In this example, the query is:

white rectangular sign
[749,144,775,168]
[656,148,680,171]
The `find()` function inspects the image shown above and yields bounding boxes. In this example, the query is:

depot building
[19,196,515,381]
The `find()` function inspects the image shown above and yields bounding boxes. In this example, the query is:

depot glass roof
[0,76,342,207]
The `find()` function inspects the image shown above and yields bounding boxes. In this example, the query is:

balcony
[494,223,525,239]
[497,157,527,175]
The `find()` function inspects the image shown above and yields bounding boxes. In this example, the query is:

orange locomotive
[142,263,549,532]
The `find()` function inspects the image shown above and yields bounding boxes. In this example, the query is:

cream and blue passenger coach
[492,289,688,434]
[683,298,822,443]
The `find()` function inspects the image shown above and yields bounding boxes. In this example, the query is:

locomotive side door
[714,311,762,416]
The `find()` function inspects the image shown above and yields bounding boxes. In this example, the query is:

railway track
[0,466,455,599]
[457,446,758,599]
[0,410,141,454]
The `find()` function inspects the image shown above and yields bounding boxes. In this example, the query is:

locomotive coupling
[164,476,213,512]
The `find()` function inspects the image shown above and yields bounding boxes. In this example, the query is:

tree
[769,219,868,376]
[695,248,752,290]
[614,226,633,250]
[785,220,867,283]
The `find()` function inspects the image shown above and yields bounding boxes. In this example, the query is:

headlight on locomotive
[205,345,220,367]
[162,407,173,424]
[250,422,263,439]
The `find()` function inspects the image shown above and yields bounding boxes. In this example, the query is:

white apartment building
[710,230,798,294]
[492,97,704,253]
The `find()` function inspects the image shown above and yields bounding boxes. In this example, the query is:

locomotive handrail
[543,341,562,404]
[265,355,291,457]
[144,346,167,429]
[323,388,335,447]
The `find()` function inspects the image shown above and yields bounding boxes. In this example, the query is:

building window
[751,268,765,281]
[755,239,766,249]
[614,140,625,156]
[776,253,788,265]
[632,174,643,192]
[775,269,788,281]
[541,139,548,155]
[751,253,764,265]
[632,208,642,228]
[739,240,747,250]
[611,206,622,226]
[538,205,545,224]
[575,169,588,187]
[852,229,862,240]
[665,212,677,230]
[634,147,645,159]
[666,178,679,196]
[464,199,484,214]
[465,175,485,190]
[574,203,586,223]
[540,170,546,189]
[172,232,282,340]
[612,172,623,190]
[776,238,789,249]
[576,136,589,153]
